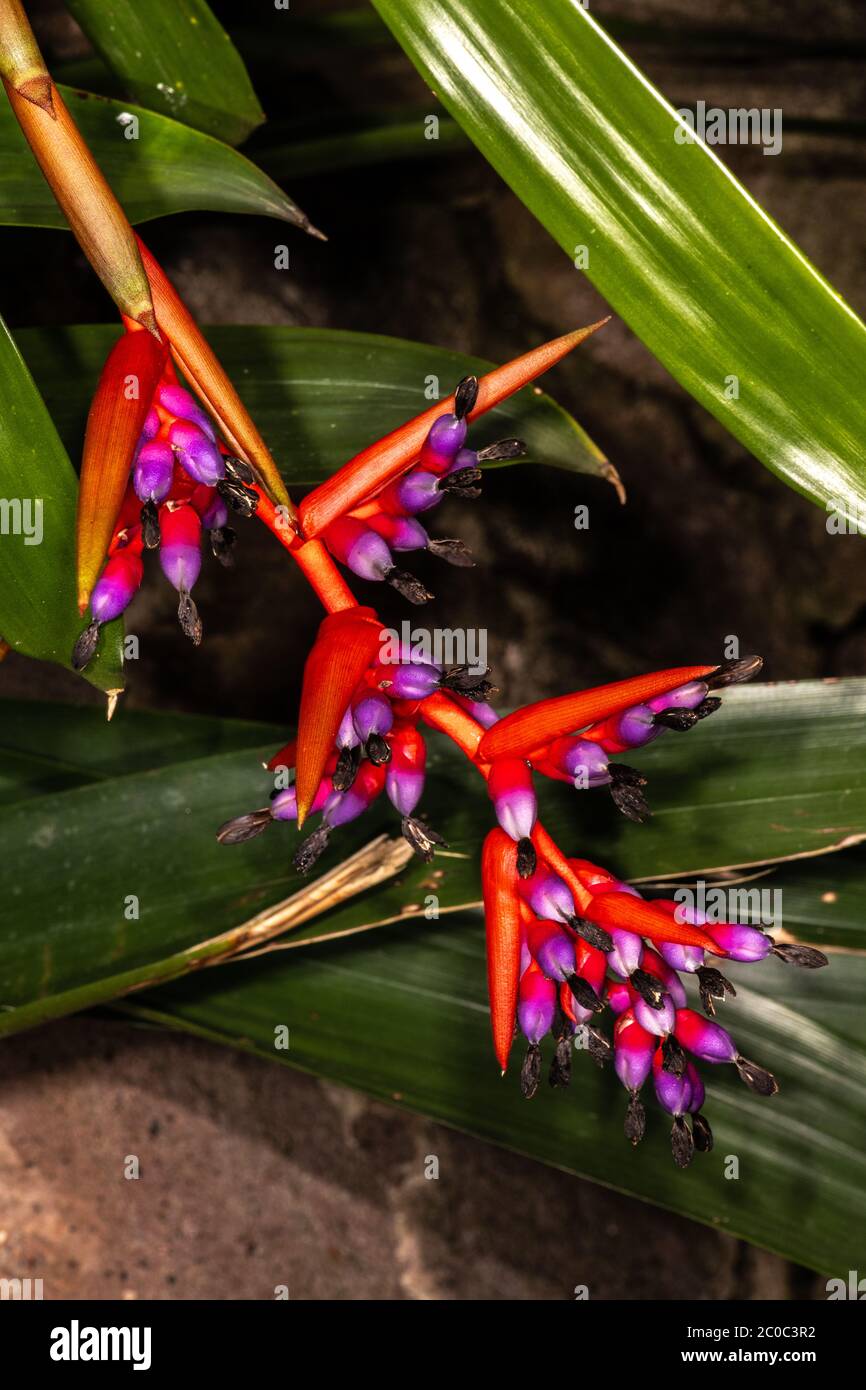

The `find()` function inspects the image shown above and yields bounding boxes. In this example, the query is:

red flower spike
[295,606,383,826]
[478,665,718,762]
[76,327,167,611]
[583,891,723,955]
[136,237,292,513]
[298,322,610,540]
[266,739,297,773]
[481,828,523,1073]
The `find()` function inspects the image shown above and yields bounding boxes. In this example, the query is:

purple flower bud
[271,787,298,821]
[685,1062,705,1113]
[453,446,476,471]
[336,706,360,750]
[90,548,143,623]
[200,494,228,531]
[606,928,644,979]
[659,941,706,973]
[386,763,423,816]
[420,414,468,472]
[674,1008,738,1063]
[549,736,610,786]
[616,703,663,748]
[450,692,500,728]
[614,1011,655,1092]
[518,868,575,923]
[368,513,429,551]
[159,505,202,593]
[641,949,688,1008]
[272,779,331,821]
[322,762,384,828]
[380,661,441,700]
[352,689,394,743]
[158,383,216,440]
[653,1055,693,1115]
[168,419,225,486]
[140,408,160,444]
[528,921,576,982]
[634,994,676,1036]
[517,969,557,1044]
[323,787,367,827]
[344,527,394,581]
[647,680,708,713]
[488,759,537,842]
[607,979,634,1015]
[392,468,442,515]
[133,440,174,503]
[707,922,774,962]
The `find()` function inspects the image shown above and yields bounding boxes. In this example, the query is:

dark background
[1,0,862,1298]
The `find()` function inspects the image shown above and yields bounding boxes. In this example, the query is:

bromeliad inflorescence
[71,240,295,677]
[10,3,827,1168]
[216,363,829,1168]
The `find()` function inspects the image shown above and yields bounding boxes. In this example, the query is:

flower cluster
[219,593,828,1167]
[72,358,259,670]
[217,601,497,870]
[71,238,292,685]
[320,376,524,603]
[484,826,825,1167]
[14,0,829,1178]
[60,278,827,1170]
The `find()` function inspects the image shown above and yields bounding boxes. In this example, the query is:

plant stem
[0,0,157,331]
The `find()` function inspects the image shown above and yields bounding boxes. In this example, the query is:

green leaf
[64,0,264,146]
[253,109,469,182]
[0,317,122,692]
[0,87,310,229]
[17,324,614,488]
[370,0,866,516]
[124,915,866,1277]
[1,677,864,1031]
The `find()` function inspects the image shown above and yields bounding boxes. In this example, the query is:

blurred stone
[0,1020,823,1300]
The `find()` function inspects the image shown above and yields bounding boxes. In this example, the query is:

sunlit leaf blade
[124,916,866,1278]
[0,87,308,227]
[17,324,614,487]
[371,0,866,515]
[64,0,264,146]
[0,318,122,691]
